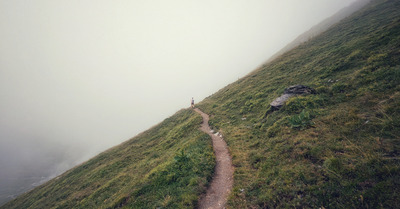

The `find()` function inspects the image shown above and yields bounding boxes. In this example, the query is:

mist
[0,0,362,204]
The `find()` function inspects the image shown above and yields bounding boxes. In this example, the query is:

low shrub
[288,110,314,130]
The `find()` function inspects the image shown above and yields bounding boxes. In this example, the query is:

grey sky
[0,0,358,201]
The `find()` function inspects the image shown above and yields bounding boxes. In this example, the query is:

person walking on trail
[191,97,195,108]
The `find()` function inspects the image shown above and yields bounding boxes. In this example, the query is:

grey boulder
[270,85,316,110]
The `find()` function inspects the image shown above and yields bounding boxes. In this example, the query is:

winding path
[194,108,234,209]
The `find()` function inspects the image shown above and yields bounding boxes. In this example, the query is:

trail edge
[194,108,234,209]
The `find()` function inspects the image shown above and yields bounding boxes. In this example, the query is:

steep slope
[267,0,371,63]
[197,0,400,208]
[2,0,400,208]
[195,108,233,209]
[2,109,215,208]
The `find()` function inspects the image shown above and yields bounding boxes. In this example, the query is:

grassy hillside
[3,0,400,208]
[197,0,400,208]
[267,0,370,63]
[2,109,215,208]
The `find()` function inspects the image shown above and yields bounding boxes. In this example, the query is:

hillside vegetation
[2,0,400,208]
[2,109,215,208]
[267,0,371,62]
[198,0,400,208]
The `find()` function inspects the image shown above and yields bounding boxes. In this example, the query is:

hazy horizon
[0,0,361,204]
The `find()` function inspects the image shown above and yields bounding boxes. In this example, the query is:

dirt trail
[194,108,234,209]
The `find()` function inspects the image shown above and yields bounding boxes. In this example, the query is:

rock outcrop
[283,85,316,95]
[269,94,293,109]
[270,85,316,110]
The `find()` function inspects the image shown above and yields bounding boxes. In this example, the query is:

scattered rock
[269,94,293,110]
[269,85,316,110]
[283,85,316,95]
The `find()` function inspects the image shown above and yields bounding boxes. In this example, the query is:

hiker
[191,97,195,108]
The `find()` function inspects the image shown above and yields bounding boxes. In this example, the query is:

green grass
[197,0,400,208]
[3,0,400,208]
[2,109,215,209]
[287,109,314,130]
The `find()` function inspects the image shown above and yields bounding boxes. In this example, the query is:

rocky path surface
[194,108,234,209]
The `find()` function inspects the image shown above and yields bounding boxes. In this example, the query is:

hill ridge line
[194,108,234,209]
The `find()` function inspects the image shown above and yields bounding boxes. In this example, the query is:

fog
[1,0,360,204]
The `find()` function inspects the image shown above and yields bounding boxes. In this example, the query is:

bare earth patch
[194,108,234,209]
